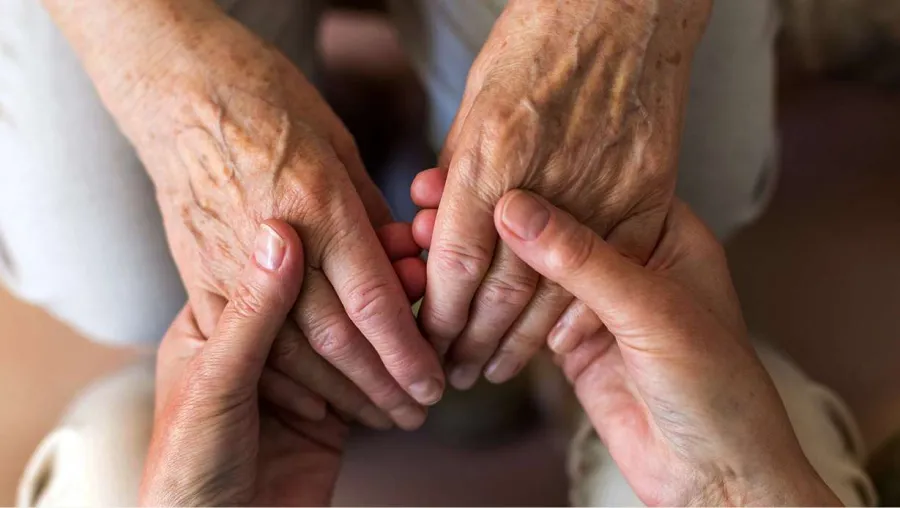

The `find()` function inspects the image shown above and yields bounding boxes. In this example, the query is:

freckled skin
[41,0,447,430]
[40,0,712,425]
[420,0,715,384]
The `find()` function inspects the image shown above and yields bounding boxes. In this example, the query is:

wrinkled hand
[104,10,443,428]
[143,218,430,505]
[414,0,711,390]
[142,221,344,506]
[489,190,840,506]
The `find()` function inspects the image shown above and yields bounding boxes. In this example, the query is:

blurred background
[2,0,900,504]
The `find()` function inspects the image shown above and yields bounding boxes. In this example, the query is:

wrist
[507,0,711,39]
[41,0,224,120]
[700,464,842,506]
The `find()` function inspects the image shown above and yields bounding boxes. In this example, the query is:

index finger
[319,186,446,406]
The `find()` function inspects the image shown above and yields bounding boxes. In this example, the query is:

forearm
[506,0,712,45]
[39,0,221,130]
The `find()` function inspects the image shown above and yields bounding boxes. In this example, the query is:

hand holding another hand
[142,219,429,506]
[415,0,712,390]
[491,190,841,506]
[62,3,445,429]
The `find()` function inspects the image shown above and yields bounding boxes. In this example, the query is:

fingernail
[358,404,394,431]
[448,364,480,391]
[484,356,523,384]
[389,404,427,431]
[501,191,550,241]
[254,224,285,271]
[548,322,578,354]
[408,377,444,406]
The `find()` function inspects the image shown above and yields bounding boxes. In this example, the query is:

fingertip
[548,302,603,354]
[412,209,437,249]
[410,168,447,208]
[393,257,427,302]
[257,219,303,274]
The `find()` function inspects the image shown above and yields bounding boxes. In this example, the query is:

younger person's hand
[491,190,840,506]
[141,220,344,506]
[142,217,429,505]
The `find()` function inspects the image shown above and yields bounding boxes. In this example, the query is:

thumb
[494,190,665,335]
[198,220,305,394]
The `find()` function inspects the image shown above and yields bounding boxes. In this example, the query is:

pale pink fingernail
[501,191,550,241]
[408,377,444,406]
[448,364,480,391]
[254,224,285,271]
[548,322,579,354]
[484,356,523,384]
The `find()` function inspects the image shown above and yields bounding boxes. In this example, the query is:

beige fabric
[16,360,155,507]
[17,344,873,507]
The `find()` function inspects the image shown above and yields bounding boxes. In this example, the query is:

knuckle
[433,240,493,282]
[464,101,537,169]
[228,280,269,319]
[477,274,534,310]
[503,328,544,354]
[279,174,330,214]
[344,278,401,329]
[306,313,358,362]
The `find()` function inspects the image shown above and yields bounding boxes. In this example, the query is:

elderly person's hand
[488,190,841,506]
[42,0,444,430]
[413,0,712,390]
[141,218,428,505]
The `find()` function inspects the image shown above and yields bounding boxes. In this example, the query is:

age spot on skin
[666,52,683,66]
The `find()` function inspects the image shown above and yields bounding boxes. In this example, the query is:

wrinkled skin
[418,186,842,506]
[42,0,444,430]
[416,0,713,390]
[142,219,428,505]
[142,220,344,506]
[493,193,840,506]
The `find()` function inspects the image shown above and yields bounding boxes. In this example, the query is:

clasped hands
[62,0,837,504]
[141,188,839,507]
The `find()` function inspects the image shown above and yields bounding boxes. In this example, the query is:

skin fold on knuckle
[477,270,536,310]
[456,104,536,197]
[343,277,406,337]
[226,279,274,321]
[431,239,493,285]
[305,312,359,363]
